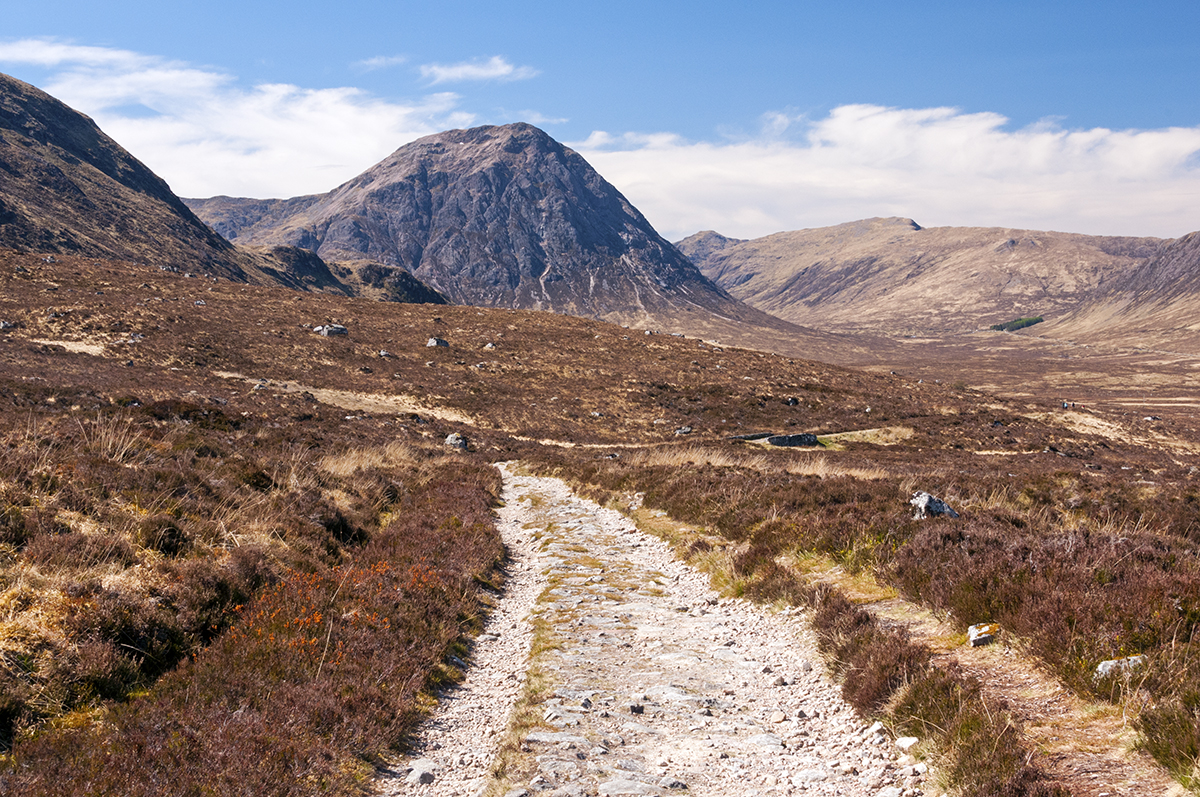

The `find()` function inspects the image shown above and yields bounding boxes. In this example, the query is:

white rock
[748,733,785,749]
[1095,654,1147,680]
[406,758,437,784]
[599,779,661,795]
[968,623,999,647]
[895,736,920,751]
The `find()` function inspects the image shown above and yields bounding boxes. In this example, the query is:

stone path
[378,465,933,797]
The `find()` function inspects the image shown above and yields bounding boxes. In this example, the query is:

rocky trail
[378,465,933,797]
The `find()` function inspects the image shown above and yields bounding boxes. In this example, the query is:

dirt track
[378,465,932,797]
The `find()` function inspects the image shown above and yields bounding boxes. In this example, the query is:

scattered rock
[427,337,449,347]
[314,324,348,336]
[910,491,959,519]
[444,432,468,450]
[968,623,999,647]
[766,433,819,447]
[895,736,920,751]
[657,776,688,789]
[674,426,692,436]
[598,780,660,796]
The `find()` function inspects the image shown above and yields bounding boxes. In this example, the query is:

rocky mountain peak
[187,123,734,325]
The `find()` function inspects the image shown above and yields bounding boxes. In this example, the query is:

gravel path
[377,465,932,797]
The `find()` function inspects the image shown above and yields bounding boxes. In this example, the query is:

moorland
[5,67,1200,796]
[1,248,1200,795]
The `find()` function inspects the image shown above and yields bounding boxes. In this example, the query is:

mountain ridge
[678,217,1166,335]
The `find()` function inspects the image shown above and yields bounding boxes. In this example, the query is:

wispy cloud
[354,54,407,72]
[0,38,474,198]
[514,110,568,126]
[419,55,538,85]
[575,105,1200,240]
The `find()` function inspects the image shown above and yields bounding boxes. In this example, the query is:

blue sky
[3,1,1200,240]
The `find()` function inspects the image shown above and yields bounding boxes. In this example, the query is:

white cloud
[2,39,1198,242]
[354,54,407,71]
[574,105,1200,241]
[419,55,538,85]
[0,39,152,69]
[0,38,474,198]
[514,110,568,125]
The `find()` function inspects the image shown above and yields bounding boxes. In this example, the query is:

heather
[0,385,503,794]
[534,439,1200,787]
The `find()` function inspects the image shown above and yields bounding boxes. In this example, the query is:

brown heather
[4,248,1200,793]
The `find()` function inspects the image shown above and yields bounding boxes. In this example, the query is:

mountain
[185,124,770,331]
[1042,230,1200,351]
[0,71,257,279]
[678,217,1165,335]
[0,71,447,303]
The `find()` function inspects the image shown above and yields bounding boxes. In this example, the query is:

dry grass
[816,425,914,450]
[321,441,419,477]
[618,444,891,480]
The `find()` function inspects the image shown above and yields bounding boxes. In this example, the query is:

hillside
[3,248,1200,795]
[0,71,450,305]
[1038,230,1200,352]
[679,217,1164,336]
[0,72,257,280]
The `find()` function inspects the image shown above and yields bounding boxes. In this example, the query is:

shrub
[990,316,1044,332]
[25,532,135,569]
[135,514,189,556]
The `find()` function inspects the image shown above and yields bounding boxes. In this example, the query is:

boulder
[427,337,449,347]
[444,432,468,450]
[1095,654,1148,680]
[968,623,999,647]
[674,426,692,436]
[766,433,819,447]
[910,491,959,519]
[314,324,348,336]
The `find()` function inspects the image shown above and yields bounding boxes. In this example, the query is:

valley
[4,67,1200,797]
